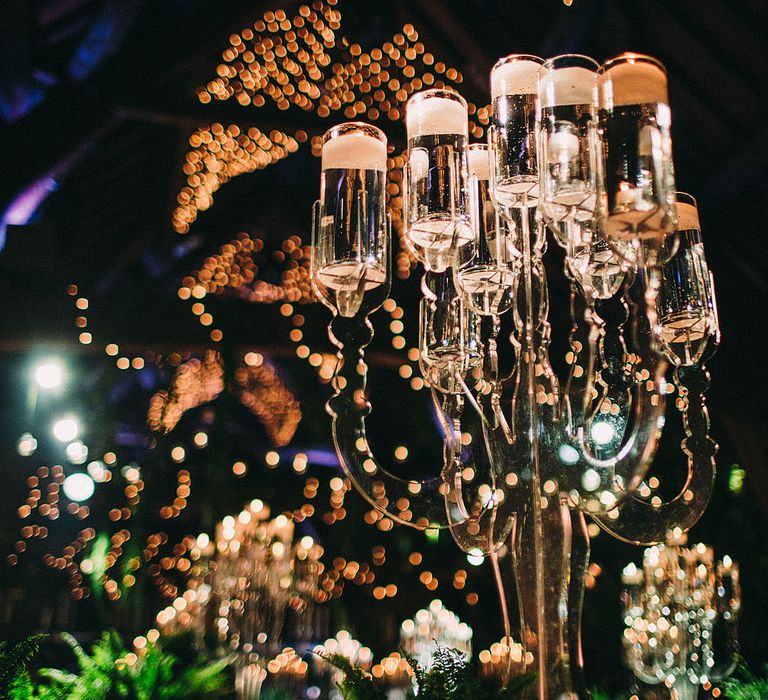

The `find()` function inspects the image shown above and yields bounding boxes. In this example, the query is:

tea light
[547,128,580,161]
[614,183,639,208]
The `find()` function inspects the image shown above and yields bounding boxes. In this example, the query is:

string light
[173,126,300,233]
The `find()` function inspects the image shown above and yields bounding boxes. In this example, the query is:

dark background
[0,0,766,693]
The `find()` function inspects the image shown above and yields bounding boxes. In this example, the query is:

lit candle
[621,562,643,586]
[614,183,638,208]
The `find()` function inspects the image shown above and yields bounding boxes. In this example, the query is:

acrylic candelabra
[311,52,720,699]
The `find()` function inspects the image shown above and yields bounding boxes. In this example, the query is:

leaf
[315,651,386,700]
[0,633,47,695]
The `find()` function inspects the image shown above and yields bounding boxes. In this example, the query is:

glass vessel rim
[675,191,698,208]
[406,88,467,111]
[597,52,667,76]
[491,53,545,73]
[468,143,489,152]
[322,121,386,144]
[540,53,600,73]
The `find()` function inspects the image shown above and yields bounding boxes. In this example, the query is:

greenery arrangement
[5,633,758,699]
[723,661,768,700]
[0,634,49,698]
[319,645,536,700]
[0,631,230,699]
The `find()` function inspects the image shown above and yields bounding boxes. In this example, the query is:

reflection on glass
[567,235,629,300]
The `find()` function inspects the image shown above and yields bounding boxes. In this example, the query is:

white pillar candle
[491,59,540,98]
[406,95,468,137]
[468,147,490,179]
[409,148,430,179]
[321,130,387,171]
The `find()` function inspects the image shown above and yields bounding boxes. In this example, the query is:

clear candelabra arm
[313,121,479,530]
[591,194,720,544]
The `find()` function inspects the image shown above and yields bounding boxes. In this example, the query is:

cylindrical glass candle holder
[597,54,677,246]
[537,54,600,242]
[654,193,718,366]
[312,122,389,317]
[489,54,544,210]
[455,144,517,316]
[404,89,472,271]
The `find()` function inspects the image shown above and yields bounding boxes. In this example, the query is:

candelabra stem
[567,510,590,696]
[512,206,578,699]
[491,548,514,684]
[671,676,699,700]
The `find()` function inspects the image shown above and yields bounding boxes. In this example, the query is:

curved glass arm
[558,272,668,513]
[327,309,469,529]
[436,388,515,554]
[591,350,717,544]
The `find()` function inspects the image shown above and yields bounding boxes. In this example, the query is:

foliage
[723,660,768,700]
[259,691,298,700]
[318,645,536,700]
[588,690,618,700]
[0,634,66,700]
[316,651,387,700]
[0,630,230,699]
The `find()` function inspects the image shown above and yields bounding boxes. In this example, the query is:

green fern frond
[723,661,768,700]
[0,634,47,696]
